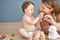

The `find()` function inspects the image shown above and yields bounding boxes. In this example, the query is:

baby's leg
[19,28,32,40]
[33,30,41,40]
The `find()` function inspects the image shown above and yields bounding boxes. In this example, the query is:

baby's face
[25,4,34,16]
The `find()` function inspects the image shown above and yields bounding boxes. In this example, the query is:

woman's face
[41,3,54,14]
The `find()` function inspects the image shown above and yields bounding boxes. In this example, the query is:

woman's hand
[43,14,55,24]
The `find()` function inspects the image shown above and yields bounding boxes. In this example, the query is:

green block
[0,38,2,40]
[10,37,14,40]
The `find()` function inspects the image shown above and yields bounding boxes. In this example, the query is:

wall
[0,0,41,22]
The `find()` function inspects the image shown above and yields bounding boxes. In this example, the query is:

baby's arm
[35,20,41,27]
[24,15,41,25]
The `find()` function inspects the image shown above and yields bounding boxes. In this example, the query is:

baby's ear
[24,9,27,13]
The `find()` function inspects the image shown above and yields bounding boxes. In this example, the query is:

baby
[19,1,42,40]
[48,25,60,39]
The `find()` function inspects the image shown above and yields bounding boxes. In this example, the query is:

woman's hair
[53,0,60,15]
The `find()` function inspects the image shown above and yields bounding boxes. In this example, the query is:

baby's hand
[39,12,44,18]
[38,12,44,22]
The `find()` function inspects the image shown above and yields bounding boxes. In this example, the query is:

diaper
[28,32,33,36]
[24,26,40,36]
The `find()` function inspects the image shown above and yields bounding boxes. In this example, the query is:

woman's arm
[44,14,60,31]
[52,21,60,31]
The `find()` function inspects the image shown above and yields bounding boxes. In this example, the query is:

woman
[44,0,60,33]
[38,0,60,35]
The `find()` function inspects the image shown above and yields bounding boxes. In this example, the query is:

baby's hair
[22,1,35,13]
